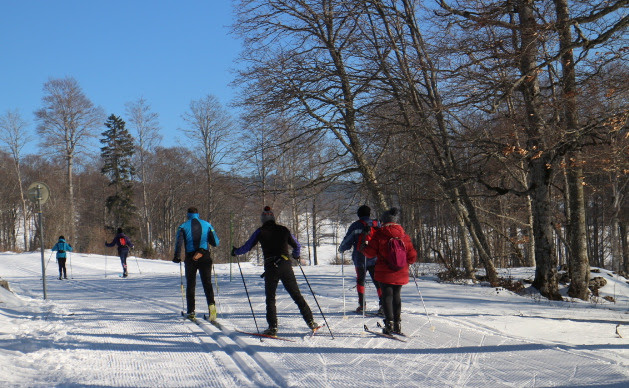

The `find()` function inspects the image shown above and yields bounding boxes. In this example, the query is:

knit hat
[59,235,65,240]
[117,228,123,234]
[381,207,400,224]
[357,205,371,218]
[261,206,275,224]
[187,207,198,214]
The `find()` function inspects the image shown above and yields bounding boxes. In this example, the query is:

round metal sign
[27,182,51,204]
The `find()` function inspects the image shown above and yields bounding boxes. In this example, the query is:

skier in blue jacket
[173,207,220,321]
[106,228,134,277]
[339,205,383,314]
[51,235,73,280]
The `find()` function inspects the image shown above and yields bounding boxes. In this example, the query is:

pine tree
[100,114,136,233]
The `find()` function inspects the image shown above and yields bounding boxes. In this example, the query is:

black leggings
[184,252,214,314]
[264,259,313,328]
[57,257,67,277]
[380,283,402,322]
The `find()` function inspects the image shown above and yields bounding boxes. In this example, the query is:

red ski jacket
[360,223,417,285]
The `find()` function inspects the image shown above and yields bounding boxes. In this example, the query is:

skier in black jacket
[232,206,318,336]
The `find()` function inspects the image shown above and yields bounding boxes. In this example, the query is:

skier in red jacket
[360,207,417,335]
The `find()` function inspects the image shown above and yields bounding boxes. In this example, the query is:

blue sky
[0,1,241,155]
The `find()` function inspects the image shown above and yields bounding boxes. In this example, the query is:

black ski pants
[57,257,67,278]
[184,251,214,314]
[380,283,403,323]
[264,258,313,328]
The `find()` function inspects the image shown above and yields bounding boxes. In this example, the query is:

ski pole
[69,251,73,279]
[362,255,366,326]
[234,253,262,339]
[296,259,334,339]
[179,261,185,312]
[342,251,346,319]
[212,263,220,317]
[44,250,54,271]
[105,254,108,278]
[410,265,435,330]
[134,253,142,274]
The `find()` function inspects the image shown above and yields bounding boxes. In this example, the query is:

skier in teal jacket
[52,235,73,280]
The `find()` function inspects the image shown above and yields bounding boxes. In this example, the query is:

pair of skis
[363,322,408,342]
[235,324,326,342]
[182,311,324,342]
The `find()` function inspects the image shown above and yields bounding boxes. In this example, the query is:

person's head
[261,206,275,224]
[381,207,400,224]
[187,207,198,214]
[117,228,123,234]
[357,205,371,218]
[58,235,65,240]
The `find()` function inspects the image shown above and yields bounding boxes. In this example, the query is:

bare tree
[125,97,161,247]
[234,0,389,212]
[34,77,105,242]
[0,109,32,250]
[180,94,234,218]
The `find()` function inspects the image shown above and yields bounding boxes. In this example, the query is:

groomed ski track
[1,252,627,387]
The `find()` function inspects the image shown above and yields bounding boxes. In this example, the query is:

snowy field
[0,250,627,387]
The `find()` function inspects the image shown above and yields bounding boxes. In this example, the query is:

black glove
[231,246,237,257]
[172,257,181,263]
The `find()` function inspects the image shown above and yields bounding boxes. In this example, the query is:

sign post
[27,182,50,299]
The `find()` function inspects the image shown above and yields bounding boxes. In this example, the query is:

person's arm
[233,229,260,256]
[66,243,73,252]
[105,239,115,247]
[360,231,380,259]
[173,227,185,261]
[338,222,358,252]
[404,234,417,265]
[207,223,219,247]
[288,233,301,259]
[52,243,58,252]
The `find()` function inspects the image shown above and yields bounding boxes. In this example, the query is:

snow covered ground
[0,250,627,387]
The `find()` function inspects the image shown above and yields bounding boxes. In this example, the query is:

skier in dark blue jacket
[106,228,134,277]
[52,235,73,280]
[173,207,220,321]
[339,205,383,314]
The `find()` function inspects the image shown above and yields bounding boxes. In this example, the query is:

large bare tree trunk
[566,158,589,299]
[518,0,561,300]
[553,0,590,299]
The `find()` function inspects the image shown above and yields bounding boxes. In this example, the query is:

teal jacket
[52,238,73,259]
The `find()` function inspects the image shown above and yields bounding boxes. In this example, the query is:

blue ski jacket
[174,212,219,256]
[52,238,73,259]
[339,216,379,267]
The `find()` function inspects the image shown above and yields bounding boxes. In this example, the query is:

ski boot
[186,312,196,321]
[393,320,404,335]
[263,326,278,336]
[382,319,393,335]
[307,320,320,330]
